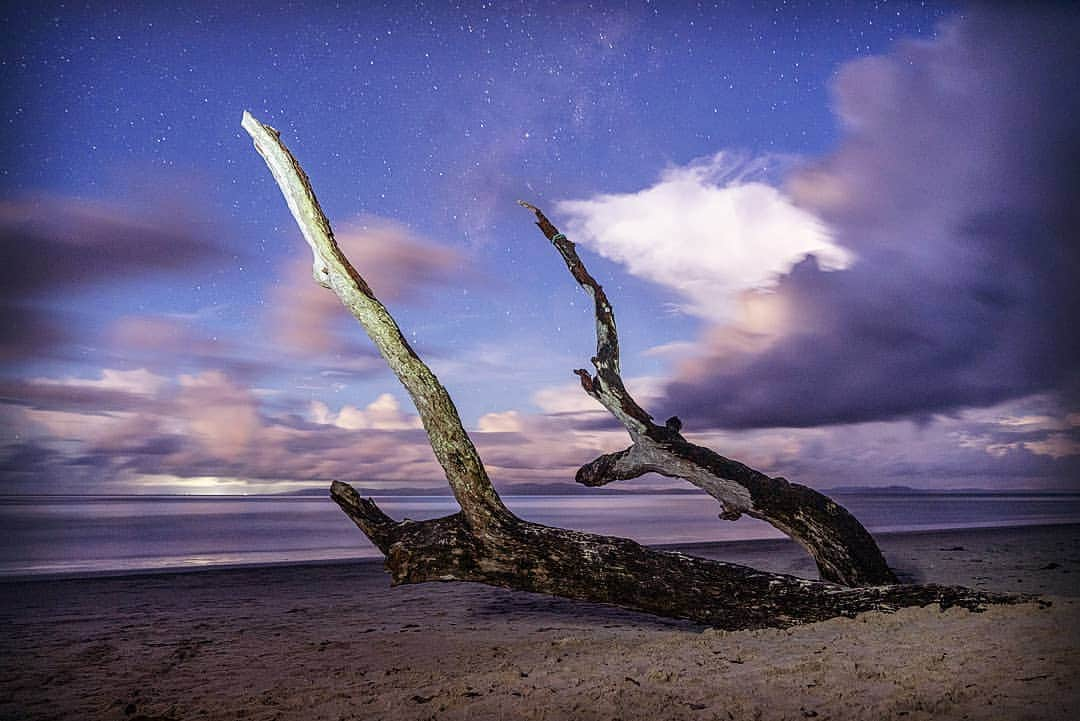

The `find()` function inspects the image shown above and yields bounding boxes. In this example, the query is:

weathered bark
[519,201,896,587]
[240,111,508,531]
[242,111,1029,629]
[330,481,1030,629]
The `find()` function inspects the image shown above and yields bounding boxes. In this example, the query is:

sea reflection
[1,492,1078,576]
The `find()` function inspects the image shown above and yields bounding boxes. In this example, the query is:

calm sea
[2,492,1079,577]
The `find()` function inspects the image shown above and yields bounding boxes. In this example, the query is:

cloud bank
[584,6,1079,431]
[3,364,1076,493]
[5,7,1076,495]
[0,196,228,360]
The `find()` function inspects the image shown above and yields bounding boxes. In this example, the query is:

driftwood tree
[242,111,1026,629]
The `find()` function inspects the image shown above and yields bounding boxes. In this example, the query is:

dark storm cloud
[0,442,62,475]
[0,197,229,359]
[664,5,1080,430]
[0,303,65,361]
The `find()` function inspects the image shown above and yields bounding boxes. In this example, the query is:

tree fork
[518,201,896,587]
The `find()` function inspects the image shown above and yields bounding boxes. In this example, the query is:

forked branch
[518,201,897,586]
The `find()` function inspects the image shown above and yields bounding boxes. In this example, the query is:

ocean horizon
[4,490,1080,578]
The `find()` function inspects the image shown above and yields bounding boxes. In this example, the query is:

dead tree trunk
[517,201,896,587]
[241,111,1028,629]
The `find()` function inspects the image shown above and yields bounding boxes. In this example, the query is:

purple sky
[2,2,1077,495]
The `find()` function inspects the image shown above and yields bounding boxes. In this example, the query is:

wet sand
[2,524,1078,720]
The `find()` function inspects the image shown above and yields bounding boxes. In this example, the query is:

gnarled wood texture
[242,111,1029,629]
[518,200,895,587]
[329,481,1030,629]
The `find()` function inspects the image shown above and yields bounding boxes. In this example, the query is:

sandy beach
[2,523,1078,721]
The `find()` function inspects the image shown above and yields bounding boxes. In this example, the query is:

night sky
[2,1,1077,495]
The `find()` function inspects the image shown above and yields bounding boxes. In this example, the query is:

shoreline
[4,520,1078,586]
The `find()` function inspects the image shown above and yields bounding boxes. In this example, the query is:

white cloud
[32,368,169,397]
[532,382,605,416]
[992,414,1073,433]
[531,375,664,417]
[476,410,524,433]
[1024,435,1080,460]
[309,393,422,431]
[947,395,1080,462]
[22,407,134,441]
[555,153,850,320]
[177,371,261,458]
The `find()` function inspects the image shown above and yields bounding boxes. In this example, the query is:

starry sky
[2,1,1078,495]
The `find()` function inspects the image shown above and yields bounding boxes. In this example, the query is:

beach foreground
[2,524,1078,721]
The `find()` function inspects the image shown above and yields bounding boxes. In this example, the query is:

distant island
[824,485,1080,496]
